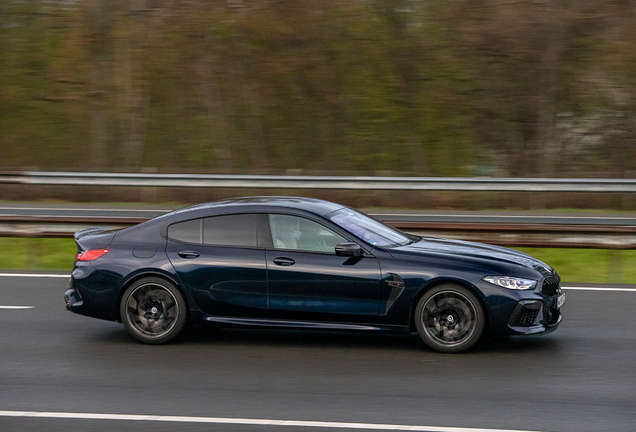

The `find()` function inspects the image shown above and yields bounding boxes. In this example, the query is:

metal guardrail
[2,171,636,192]
[389,221,636,249]
[0,216,144,238]
[2,215,636,249]
[1,171,635,247]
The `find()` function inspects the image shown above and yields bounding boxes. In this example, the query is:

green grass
[0,238,76,271]
[516,248,636,284]
[0,238,633,284]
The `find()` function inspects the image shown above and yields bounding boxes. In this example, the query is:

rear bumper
[64,286,83,311]
[64,266,120,321]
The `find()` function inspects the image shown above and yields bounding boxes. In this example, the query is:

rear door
[166,214,268,318]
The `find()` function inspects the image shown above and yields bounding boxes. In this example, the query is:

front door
[266,214,382,323]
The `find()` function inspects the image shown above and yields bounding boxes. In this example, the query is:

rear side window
[204,214,257,247]
[168,219,202,244]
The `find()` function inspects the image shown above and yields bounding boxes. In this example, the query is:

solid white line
[0,410,542,432]
[0,306,34,309]
[0,273,69,278]
[562,286,636,292]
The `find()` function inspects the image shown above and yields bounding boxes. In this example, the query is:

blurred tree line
[1,0,635,177]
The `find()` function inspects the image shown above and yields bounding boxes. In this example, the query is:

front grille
[513,307,540,327]
[542,274,560,296]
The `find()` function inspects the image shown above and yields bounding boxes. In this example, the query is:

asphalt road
[2,203,636,225]
[1,274,635,432]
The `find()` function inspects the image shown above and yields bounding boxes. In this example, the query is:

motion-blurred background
[1,0,636,279]
[2,1,635,177]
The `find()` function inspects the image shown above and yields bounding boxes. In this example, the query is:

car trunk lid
[74,227,118,253]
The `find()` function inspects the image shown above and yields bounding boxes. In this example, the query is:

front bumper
[506,288,564,335]
[475,279,564,337]
[508,311,562,335]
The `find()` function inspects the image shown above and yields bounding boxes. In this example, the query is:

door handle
[178,250,200,259]
[273,257,295,266]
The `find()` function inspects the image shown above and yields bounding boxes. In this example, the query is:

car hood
[389,237,553,274]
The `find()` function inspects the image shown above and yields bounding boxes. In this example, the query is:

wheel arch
[408,278,489,334]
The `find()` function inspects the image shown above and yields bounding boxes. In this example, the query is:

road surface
[0,274,634,432]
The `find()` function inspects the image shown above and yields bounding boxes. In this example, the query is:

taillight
[76,249,109,261]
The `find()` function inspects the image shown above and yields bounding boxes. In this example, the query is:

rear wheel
[414,284,485,353]
[120,277,187,344]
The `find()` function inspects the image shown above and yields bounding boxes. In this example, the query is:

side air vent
[384,274,405,314]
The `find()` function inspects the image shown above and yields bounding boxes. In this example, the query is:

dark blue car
[65,197,564,353]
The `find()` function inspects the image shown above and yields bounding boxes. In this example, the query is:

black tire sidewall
[120,277,187,344]
[414,283,485,353]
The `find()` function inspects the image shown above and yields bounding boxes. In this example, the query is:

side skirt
[201,315,410,333]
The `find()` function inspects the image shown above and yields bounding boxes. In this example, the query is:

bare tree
[114,0,152,170]
[85,0,111,169]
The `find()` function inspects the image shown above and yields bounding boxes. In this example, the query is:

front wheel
[414,284,485,353]
[120,277,187,344]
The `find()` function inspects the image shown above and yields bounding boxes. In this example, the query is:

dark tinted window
[168,219,202,244]
[204,214,257,247]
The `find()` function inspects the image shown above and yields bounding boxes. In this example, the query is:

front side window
[269,214,346,253]
[204,214,257,247]
[329,208,411,247]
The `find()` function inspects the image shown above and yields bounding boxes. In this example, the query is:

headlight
[483,276,537,290]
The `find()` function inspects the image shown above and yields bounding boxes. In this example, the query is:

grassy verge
[516,248,635,284]
[0,238,633,284]
[0,238,77,272]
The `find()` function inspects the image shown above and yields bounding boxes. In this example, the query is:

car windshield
[329,208,412,248]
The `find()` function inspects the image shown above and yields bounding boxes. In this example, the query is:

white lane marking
[0,306,34,309]
[562,287,636,292]
[0,410,542,432]
[0,273,69,278]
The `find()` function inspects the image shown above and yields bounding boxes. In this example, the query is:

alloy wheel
[125,282,179,340]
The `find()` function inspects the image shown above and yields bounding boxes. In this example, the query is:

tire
[120,277,188,344]
[414,284,485,353]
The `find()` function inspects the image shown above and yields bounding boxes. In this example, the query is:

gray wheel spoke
[128,296,138,310]
[145,321,156,333]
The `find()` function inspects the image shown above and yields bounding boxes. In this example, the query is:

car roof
[170,196,345,217]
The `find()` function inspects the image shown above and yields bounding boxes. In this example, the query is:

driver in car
[297,220,331,252]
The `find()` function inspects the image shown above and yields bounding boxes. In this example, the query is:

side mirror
[335,242,363,257]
